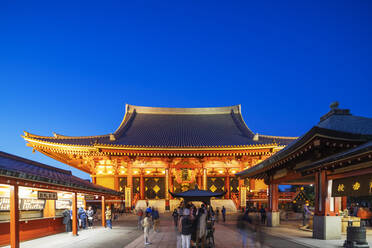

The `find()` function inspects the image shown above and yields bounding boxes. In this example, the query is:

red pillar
[249,179,255,191]
[140,173,145,200]
[313,170,341,239]
[72,192,78,236]
[169,175,174,199]
[225,175,230,199]
[10,185,19,248]
[341,197,347,210]
[197,174,202,189]
[315,170,332,216]
[101,196,106,227]
[269,184,279,212]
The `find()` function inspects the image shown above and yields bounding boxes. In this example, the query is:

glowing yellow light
[133,171,138,174]
[99,160,105,165]
[232,170,236,174]
[146,170,151,174]
[218,170,223,174]
[162,170,165,174]
[300,187,304,190]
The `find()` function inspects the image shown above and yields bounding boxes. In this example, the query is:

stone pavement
[3,213,372,248]
[2,214,143,248]
[125,217,266,248]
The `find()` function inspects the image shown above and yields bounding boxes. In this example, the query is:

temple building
[22,104,296,211]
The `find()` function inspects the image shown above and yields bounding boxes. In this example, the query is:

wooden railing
[132,193,140,208]
[231,193,240,209]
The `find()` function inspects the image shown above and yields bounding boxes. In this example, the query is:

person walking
[180,208,194,248]
[78,207,87,229]
[172,208,179,227]
[143,212,152,246]
[222,206,226,223]
[62,207,72,232]
[87,206,94,229]
[259,207,266,225]
[105,206,112,229]
[137,208,144,230]
[216,208,220,223]
[237,214,247,248]
[152,208,160,232]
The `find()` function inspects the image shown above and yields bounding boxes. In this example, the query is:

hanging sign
[37,191,58,200]
[332,174,372,197]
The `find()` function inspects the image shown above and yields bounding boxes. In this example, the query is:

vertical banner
[240,186,246,207]
[125,187,131,208]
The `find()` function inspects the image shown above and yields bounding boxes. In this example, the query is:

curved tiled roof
[0,151,120,195]
[236,106,372,179]
[23,104,296,148]
[299,140,372,172]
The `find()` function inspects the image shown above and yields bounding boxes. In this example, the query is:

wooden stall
[0,151,120,248]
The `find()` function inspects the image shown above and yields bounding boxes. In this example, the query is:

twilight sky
[0,0,371,180]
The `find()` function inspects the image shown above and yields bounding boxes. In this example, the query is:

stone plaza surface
[2,213,372,248]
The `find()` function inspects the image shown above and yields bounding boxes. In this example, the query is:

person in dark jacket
[62,208,72,232]
[78,207,87,229]
[259,207,266,224]
[222,206,226,222]
[152,208,160,232]
[180,208,194,248]
[172,208,179,227]
[237,214,247,248]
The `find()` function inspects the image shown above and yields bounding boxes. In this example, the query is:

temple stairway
[211,199,237,213]
[135,199,237,213]
[135,200,166,213]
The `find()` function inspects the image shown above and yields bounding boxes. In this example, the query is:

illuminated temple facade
[22,104,296,211]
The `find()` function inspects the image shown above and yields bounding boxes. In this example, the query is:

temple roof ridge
[124,104,242,115]
[258,134,298,140]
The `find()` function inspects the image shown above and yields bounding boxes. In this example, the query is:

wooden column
[341,196,347,210]
[203,168,207,190]
[92,176,96,184]
[140,171,145,200]
[315,170,331,216]
[72,192,78,236]
[249,179,255,192]
[10,184,19,248]
[43,200,56,217]
[169,172,173,199]
[268,184,279,212]
[114,175,119,191]
[197,170,202,189]
[101,196,106,227]
[225,174,230,199]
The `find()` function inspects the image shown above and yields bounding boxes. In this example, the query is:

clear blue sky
[0,0,371,180]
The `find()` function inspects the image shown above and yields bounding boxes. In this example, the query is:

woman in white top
[143,212,152,245]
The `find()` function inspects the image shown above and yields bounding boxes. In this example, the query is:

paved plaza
[4,213,372,248]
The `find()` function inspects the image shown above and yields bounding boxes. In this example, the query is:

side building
[22,104,296,211]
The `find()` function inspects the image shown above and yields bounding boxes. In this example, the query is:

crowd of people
[62,205,119,233]
[136,202,226,248]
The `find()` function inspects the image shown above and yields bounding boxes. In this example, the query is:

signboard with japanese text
[37,191,58,200]
[332,174,372,197]
[0,197,45,211]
